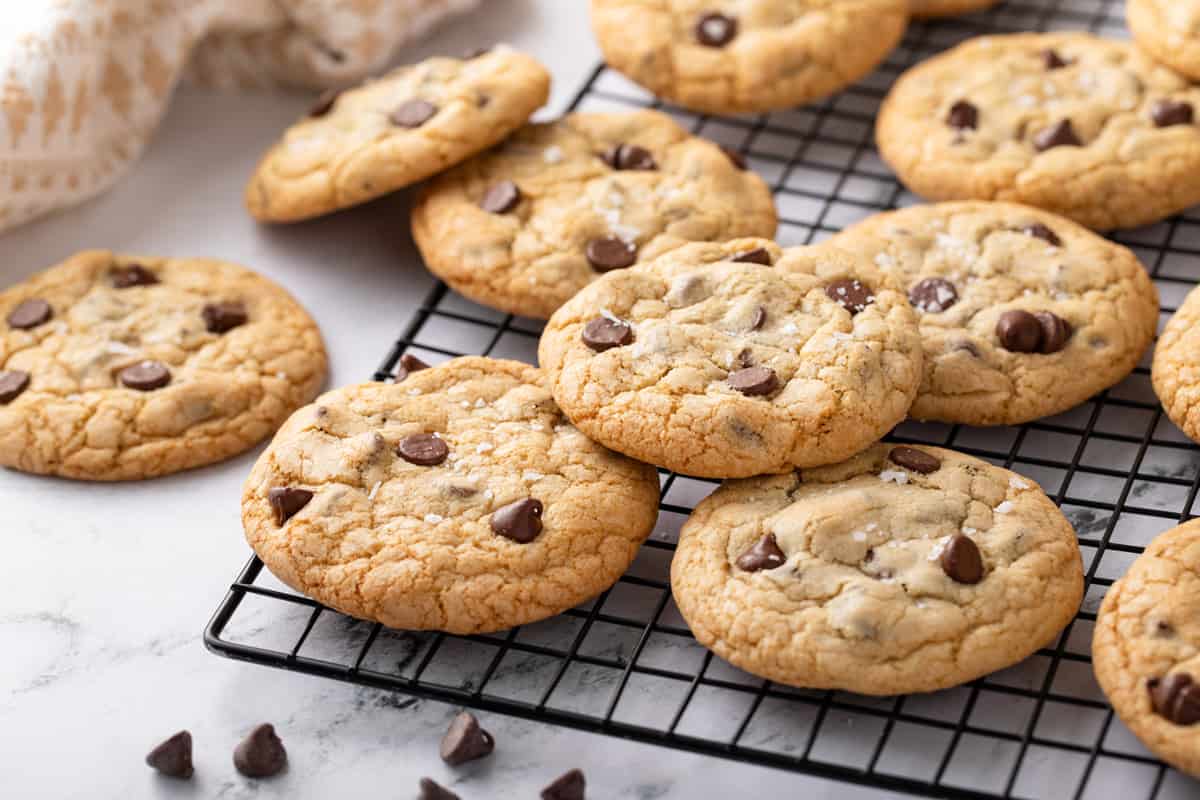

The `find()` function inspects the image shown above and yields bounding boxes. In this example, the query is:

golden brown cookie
[1152,284,1200,445]
[1129,0,1200,81]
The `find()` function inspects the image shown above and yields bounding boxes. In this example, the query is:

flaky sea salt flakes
[1009,476,1030,490]
[995,500,1014,514]
[367,481,382,501]
[476,442,494,453]
[474,398,486,408]
[928,535,952,561]
[522,471,544,482]
[600,307,622,323]
[424,513,444,524]
[874,252,895,269]
[543,145,564,164]
[529,422,545,431]
[407,388,422,396]
[879,470,909,485]
[852,530,868,542]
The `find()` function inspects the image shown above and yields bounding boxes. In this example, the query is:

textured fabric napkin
[0,0,479,234]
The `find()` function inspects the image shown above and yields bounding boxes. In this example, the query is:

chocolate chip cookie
[1129,0,1200,81]
[246,48,550,222]
[538,239,923,478]
[242,357,660,634]
[1093,519,1200,778]
[877,33,1200,230]
[829,202,1158,426]
[0,250,327,480]
[589,0,908,114]
[410,110,777,319]
[672,443,1083,695]
[1151,284,1200,446]
[911,0,998,17]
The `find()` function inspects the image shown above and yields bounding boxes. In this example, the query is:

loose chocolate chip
[728,366,779,396]
[825,279,874,315]
[1033,119,1081,151]
[1042,49,1069,69]
[695,13,737,47]
[440,712,495,766]
[491,498,543,543]
[1034,311,1072,354]
[398,433,449,466]
[889,446,941,474]
[581,316,634,352]
[603,143,657,171]
[946,100,978,131]
[719,145,747,170]
[0,370,30,404]
[541,768,586,800]
[995,310,1043,353]
[145,731,193,779]
[908,277,958,313]
[118,360,171,391]
[585,236,637,272]
[1151,99,1194,128]
[732,247,772,265]
[940,534,984,584]
[308,89,340,117]
[1148,672,1200,725]
[479,180,521,213]
[736,533,786,572]
[111,263,159,288]
[7,298,52,329]
[1022,222,1061,246]
[748,305,767,331]
[233,723,287,778]
[419,778,461,800]
[202,301,248,334]
[395,353,431,381]
[391,99,438,128]
[268,487,313,526]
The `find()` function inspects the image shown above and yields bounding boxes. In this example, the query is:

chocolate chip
[695,13,737,47]
[268,487,313,526]
[419,778,460,800]
[735,348,754,369]
[233,723,287,778]
[1042,49,1069,69]
[202,301,248,334]
[825,279,874,315]
[719,145,747,170]
[946,100,978,131]
[145,731,193,779]
[111,264,159,288]
[732,247,772,265]
[1155,620,1175,637]
[7,298,52,329]
[1033,119,1081,151]
[391,99,438,128]
[581,316,634,352]
[908,278,958,313]
[464,46,491,59]
[480,181,521,214]
[440,712,494,766]
[1035,311,1072,354]
[585,236,637,272]
[1148,672,1200,725]
[728,366,778,396]
[118,360,171,391]
[1151,99,1194,128]
[940,534,984,584]
[1022,223,1061,246]
[888,446,941,474]
[398,433,449,466]
[395,353,431,381]
[995,310,1043,353]
[748,305,767,331]
[736,533,786,572]
[308,89,340,118]
[491,498,543,543]
[541,768,586,800]
[0,370,30,404]
[603,143,657,171]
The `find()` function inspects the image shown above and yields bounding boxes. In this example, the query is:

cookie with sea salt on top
[672,443,1083,695]
[1129,0,1200,81]
[410,109,777,319]
[242,357,660,634]
[537,239,923,479]
[877,33,1200,230]
[0,250,327,480]
[245,47,550,222]
[829,202,1158,426]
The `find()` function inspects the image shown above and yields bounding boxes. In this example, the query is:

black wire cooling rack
[206,2,1200,798]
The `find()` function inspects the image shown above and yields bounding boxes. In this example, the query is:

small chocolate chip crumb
[731,247,772,265]
[491,498,543,543]
[728,366,779,397]
[1042,48,1069,69]
[1148,672,1200,725]
[719,145,747,169]
[940,534,984,584]
[908,278,958,313]
[0,370,30,404]
[995,310,1043,353]
[603,143,657,171]
[118,360,171,391]
[111,263,159,288]
[145,731,193,779]
[581,316,634,352]
[1151,99,1194,128]
[7,298,52,329]
[268,487,313,526]
[825,279,874,315]
[748,305,767,331]
[233,723,287,778]
[946,100,978,131]
[1034,311,1072,354]
[202,301,248,334]
[541,768,586,800]
[889,446,941,474]
[419,778,460,800]
[440,712,494,766]
[585,236,637,272]
[1033,119,1081,151]
[695,13,737,47]
[391,99,438,128]
[1022,223,1061,246]
[398,433,450,466]
[480,180,521,213]
[736,533,786,572]
[308,89,340,117]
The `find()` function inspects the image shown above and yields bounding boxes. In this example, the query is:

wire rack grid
[206,3,1200,798]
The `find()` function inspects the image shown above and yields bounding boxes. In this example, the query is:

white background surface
[0,3,900,798]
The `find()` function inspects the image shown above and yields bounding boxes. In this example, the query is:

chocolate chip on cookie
[395,353,431,382]
[908,278,958,313]
[419,778,460,800]
[586,236,637,272]
[391,99,438,128]
[1148,673,1200,725]
[1035,311,1072,354]
[946,100,979,131]
[1033,119,1082,151]
[7,298,52,330]
[1022,223,1062,246]
[233,723,287,778]
[728,366,779,397]
[202,301,249,334]
[940,533,984,584]
[1151,99,1194,128]
[748,305,767,331]
[736,533,786,572]
[268,487,314,526]
[888,446,941,474]
[0,370,30,404]
[603,143,657,171]
[308,89,340,118]
[111,264,159,288]
[731,247,772,265]
[145,731,193,779]
[825,279,874,315]
[695,13,737,47]
[118,360,171,391]
[479,181,522,214]
[440,712,495,766]
[995,310,1043,353]
[541,768,586,800]
[398,433,450,466]
[491,497,543,543]
[582,316,634,352]
[1042,48,1069,69]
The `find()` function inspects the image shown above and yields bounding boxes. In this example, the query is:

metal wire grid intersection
[206,3,1200,798]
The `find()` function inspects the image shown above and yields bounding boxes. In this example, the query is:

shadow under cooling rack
[207,2,1200,798]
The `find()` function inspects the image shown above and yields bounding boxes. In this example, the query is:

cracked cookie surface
[538,239,923,478]
[1152,284,1200,446]
[672,443,1083,695]
[411,110,777,319]
[589,0,907,114]
[0,250,327,480]
[877,33,1200,230]
[1129,0,1200,81]
[242,357,660,634]
[829,202,1158,426]
[1093,519,1200,778]
[246,48,550,222]
[911,0,997,17]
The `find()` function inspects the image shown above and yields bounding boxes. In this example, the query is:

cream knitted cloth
[0,0,478,233]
